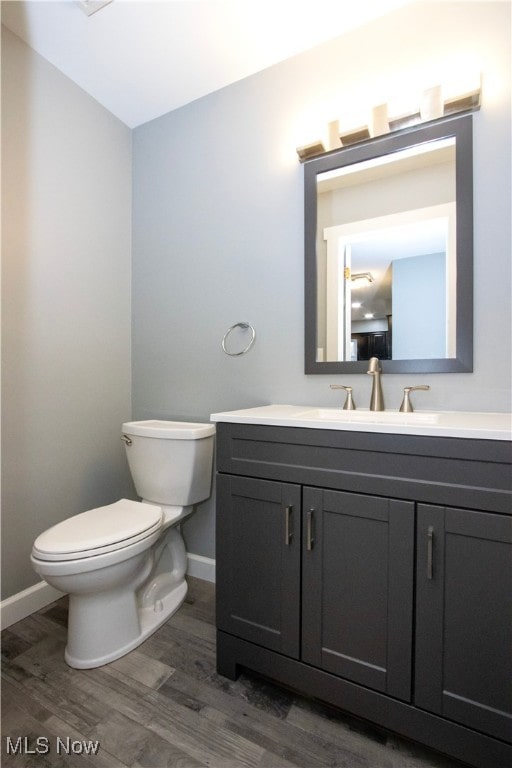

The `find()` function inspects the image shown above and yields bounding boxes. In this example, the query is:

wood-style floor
[2,577,466,768]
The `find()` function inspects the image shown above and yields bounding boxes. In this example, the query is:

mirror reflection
[305,115,474,374]
[316,138,456,363]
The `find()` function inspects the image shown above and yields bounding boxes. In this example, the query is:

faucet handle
[330,384,356,410]
[399,385,430,413]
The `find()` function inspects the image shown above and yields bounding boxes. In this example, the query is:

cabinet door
[302,488,414,701]
[415,505,512,743]
[216,474,301,657]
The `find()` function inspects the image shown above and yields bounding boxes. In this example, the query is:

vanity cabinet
[217,479,414,698]
[415,505,512,744]
[215,423,512,768]
[216,476,301,657]
[301,488,414,701]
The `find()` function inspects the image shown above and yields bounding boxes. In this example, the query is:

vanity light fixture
[351,272,374,287]
[296,75,481,161]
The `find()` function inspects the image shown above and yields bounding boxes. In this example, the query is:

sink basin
[296,408,440,425]
[210,404,512,440]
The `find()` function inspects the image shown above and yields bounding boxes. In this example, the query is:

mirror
[305,114,473,374]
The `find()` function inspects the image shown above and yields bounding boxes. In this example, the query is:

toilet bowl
[31,420,215,669]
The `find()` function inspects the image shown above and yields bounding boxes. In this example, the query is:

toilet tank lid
[122,420,215,439]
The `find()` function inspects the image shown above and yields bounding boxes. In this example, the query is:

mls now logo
[6,736,100,756]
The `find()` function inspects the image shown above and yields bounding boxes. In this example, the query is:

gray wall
[132,1,511,559]
[393,253,446,359]
[1,27,134,599]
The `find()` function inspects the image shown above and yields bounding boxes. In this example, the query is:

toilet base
[64,579,188,669]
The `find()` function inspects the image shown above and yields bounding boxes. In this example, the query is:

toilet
[31,419,215,669]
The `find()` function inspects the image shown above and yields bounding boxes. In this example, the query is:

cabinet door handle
[427,525,434,580]
[284,505,293,545]
[306,509,315,551]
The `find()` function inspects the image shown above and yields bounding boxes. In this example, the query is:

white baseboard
[1,553,215,630]
[1,581,66,630]
[187,553,216,583]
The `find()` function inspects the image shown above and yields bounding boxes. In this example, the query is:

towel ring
[222,322,256,356]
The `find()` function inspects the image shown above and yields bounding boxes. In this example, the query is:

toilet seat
[32,499,162,562]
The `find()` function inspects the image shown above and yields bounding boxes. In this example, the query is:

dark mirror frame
[304,113,474,374]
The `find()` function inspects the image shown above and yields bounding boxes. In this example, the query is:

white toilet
[31,419,215,669]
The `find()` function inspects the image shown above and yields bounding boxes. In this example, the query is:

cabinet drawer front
[216,475,301,657]
[415,505,512,743]
[302,488,414,701]
[216,423,512,513]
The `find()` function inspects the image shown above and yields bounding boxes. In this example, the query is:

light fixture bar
[296,77,481,162]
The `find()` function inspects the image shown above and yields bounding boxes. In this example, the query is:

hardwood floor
[2,578,466,768]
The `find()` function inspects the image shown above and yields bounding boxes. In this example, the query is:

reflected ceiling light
[351,272,374,287]
[351,302,362,309]
[364,313,375,319]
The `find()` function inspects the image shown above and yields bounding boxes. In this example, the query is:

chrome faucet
[367,357,384,411]
[399,385,430,412]
[330,384,356,410]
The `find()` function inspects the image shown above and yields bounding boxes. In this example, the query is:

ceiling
[1,0,413,128]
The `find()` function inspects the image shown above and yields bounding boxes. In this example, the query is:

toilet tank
[121,420,215,506]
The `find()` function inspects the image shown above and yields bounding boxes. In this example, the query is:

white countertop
[210,404,512,441]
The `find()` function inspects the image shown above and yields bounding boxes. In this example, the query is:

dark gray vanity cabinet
[216,475,301,657]
[217,479,415,699]
[301,488,414,701]
[215,422,512,768]
[415,505,512,744]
